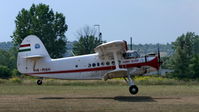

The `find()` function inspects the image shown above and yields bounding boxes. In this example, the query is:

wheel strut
[124,75,139,95]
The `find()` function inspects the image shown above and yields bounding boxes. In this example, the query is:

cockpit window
[123,51,140,59]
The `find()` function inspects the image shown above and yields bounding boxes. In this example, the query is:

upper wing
[94,40,128,59]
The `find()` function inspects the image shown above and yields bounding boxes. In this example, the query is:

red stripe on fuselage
[27,57,159,75]
[28,66,113,75]
[20,44,31,47]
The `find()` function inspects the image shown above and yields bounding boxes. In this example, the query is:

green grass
[1,76,199,86]
[0,82,199,112]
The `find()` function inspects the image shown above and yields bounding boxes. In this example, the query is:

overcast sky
[0,0,199,44]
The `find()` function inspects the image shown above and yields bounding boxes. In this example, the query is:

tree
[189,55,199,78]
[0,48,21,78]
[12,4,68,58]
[0,65,11,79]
[7,47,18,69]
[73,26,104,55]
[0,49,10,67]
[170,32,199,79]
[192,35,199,54]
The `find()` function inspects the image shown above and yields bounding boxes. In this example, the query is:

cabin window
[112,61,115,65]
[106,61,110,65]
[75,65,78,68]
[88,64,91,67]
[97,63,100,66]
[101,62,104,66]
[118,60,121,64]
[92,63,96,67]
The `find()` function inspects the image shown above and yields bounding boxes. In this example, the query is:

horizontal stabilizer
[24,55,44,59]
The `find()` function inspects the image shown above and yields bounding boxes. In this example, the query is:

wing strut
[113,51,119,69]
[103,51,128,81]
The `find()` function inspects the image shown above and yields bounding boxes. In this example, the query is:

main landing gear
[124,75,139,95]
[37,79,43,85]
[129,85,138,95]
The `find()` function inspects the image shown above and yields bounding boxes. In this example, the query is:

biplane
[17,35,161,95]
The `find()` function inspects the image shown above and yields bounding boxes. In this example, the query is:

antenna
[130,37,133,50]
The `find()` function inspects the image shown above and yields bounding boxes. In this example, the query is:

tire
[129,85,138,95]
[37,80,42,85]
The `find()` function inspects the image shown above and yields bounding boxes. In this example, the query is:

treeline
[0,47,20,79]
[128,43,173,56]
[0,41,174,57]
[164,32,199,79]
[0,42,13,51]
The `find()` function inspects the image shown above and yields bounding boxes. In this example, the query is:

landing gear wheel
[37,80,42,85]
[129,85,138,95]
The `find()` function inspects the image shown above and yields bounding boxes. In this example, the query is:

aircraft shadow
[114,96,156,102]
[37,96,167,102]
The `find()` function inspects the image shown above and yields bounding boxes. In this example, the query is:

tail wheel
[37,80,42,85]
[129,85,138,95]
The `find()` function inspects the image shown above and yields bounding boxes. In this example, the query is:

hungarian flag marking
[19,44,31,52]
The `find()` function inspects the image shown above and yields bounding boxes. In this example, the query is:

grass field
[0,80,199,112]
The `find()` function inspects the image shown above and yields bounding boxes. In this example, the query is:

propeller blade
[157,44,163,75]
[158,44,160,62]
[157,44,163,65]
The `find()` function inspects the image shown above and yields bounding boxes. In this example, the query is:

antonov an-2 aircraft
[17,35,161,95]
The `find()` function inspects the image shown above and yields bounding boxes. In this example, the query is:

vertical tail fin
[17,35,51,73]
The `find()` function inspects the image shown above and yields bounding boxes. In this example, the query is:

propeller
[157,44,163,75]
[157,44,163,65]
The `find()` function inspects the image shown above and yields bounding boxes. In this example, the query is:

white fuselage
[26,53,156,80]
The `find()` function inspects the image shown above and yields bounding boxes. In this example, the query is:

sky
[0,0,199,44]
